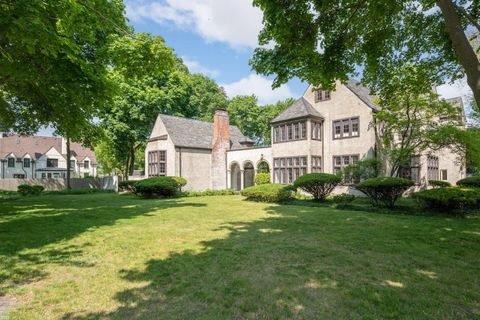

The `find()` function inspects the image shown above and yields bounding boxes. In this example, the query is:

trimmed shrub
[412,187,480,214]
[134,176,179,198]
[355,177,414,208]
[428,180,451,188]
[182,189,238,197]
[457,176,480,188]
[254,172,270,185]
[342,158,382,183]
[45,188,113,195]
[17,184,44,196]
[293,173,341,201]
[331,194,356,204]
[240,184,293,202]
[119,180,138,192]
[171,176,187,189]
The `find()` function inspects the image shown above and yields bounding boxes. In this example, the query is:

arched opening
[230,163,241,190]
[257,160,270,173]
[243,162,255,189]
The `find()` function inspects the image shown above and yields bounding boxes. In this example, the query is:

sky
[38,0,473,136]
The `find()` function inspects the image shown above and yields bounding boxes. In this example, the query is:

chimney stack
[211,109,230,189]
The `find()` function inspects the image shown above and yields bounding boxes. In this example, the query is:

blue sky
[38,0,472,136]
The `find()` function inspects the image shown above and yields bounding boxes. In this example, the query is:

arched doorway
[243,162,255,188]
[230,163,241,190]
[257,160,270,173]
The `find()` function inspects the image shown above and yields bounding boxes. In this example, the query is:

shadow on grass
[63,200,480,319]
[0,194,206,294]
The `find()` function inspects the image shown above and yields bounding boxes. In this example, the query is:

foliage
[240,184,293,202]
[374,67,465,176]
[457,176,480,188]
[428,180,452,188]
[44,189,114,195]
[227,96,293,145]
[331,194,356,205]
[119,180,138,193]
[293,173,341,201]
[464,127,480,175]
[355,177,414,208]
[342,159,381,183]
[17,185,44,196]
[251,0,480,107]
[254,173,271,185]
[0,0,127,134]
[171,176,187,188]
[181,189,238,197]
[412,187,480,214]
[134,177,179,198]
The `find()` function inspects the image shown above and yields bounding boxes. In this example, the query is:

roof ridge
[159,113,242,130]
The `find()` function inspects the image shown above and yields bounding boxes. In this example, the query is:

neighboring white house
[0,135,97,179]
[145,80,466,191]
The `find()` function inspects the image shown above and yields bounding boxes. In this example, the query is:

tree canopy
[251,0,480,107]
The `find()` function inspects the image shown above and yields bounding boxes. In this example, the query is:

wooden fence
[0,176,118,191]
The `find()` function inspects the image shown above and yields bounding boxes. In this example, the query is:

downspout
[179,147,182,177]
[21,159,27,177]
[322,120,325,173]
[2,160,4,179]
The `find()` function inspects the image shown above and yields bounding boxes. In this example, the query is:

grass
[0,193,479,319]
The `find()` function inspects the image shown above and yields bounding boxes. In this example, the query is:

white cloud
[222,74,295,105]
[126,0,263,49]
[436,79,472,100]
[181,56,219,78]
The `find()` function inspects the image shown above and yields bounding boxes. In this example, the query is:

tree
[374,67,465,176]
[251,0,480,107]
[227,96,293,144]
[464,127,480,175]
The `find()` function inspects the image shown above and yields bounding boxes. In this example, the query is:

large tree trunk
[66,137,71,190]
[437,0,480,106]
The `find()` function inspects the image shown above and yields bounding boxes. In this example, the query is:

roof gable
[344,79,380,111]
[271,98,324,124]
[156,114,253,150]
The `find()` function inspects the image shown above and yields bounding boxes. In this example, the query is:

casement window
[273,121,307,143]
[311,156,322,173]
[399,155,421,184]
[441,169,448,181]
[7,157,15,167]
[148,150,167,176]
[13,174,25,179]
[314,89,331,102]
[333,117,360,139]
[46,158,58,168]
[273,156,307,184]
[23,158,30,168]
[311,121,322,140]
[332,155,359,175]
[427,155,439,181]
[84,160,90,169]
[70,160,75,168]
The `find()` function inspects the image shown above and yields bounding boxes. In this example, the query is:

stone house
[145,80,466,191]
[0,135,97,179]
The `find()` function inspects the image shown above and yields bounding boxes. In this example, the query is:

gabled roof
[345,79,380,111]
[156,114,253,150]
[271,98,323,124]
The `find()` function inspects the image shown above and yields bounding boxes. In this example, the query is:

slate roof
[271,98,324,124]
[345,79,380,111]
[0,135,96,163]
[156,114,254,150]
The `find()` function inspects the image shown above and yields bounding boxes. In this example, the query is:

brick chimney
[211,109,230,189]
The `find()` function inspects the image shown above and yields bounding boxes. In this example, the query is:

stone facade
[145,80,466,191]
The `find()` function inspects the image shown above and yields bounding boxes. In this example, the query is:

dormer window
[314,89,331,102]
[47,158,58,168]
[84,160,90,169]
[7,157,15,167]
[23,158,30,168]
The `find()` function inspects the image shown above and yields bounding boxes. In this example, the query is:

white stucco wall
[176,147,212,191]
[145,116,177,177]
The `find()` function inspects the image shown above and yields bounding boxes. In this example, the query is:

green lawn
[1,193,479,319]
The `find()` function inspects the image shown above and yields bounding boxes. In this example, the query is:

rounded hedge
[293,173,341,201]
[355,177,414,208]
[119,180,137,192]
[412,187,480,215]
[428,180,451,188]
[457,176,480,188]
[254,172,271,185]
[331,194,355,204]
[171,176,187,188]
[240,184,292,202]
[18,184,44,196]
[134,176,179,198]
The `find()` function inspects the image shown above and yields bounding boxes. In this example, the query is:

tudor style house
[145,80,466,191]
[0,134,97,179]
